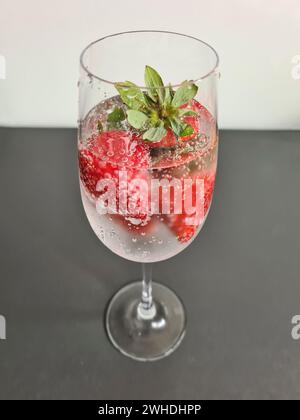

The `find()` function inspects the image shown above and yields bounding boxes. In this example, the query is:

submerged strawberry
[79,130,151,221]
[166,171,216,243]
[92,131,149,168]
[79,148,111,197]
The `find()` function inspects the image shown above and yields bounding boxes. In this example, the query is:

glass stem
[137,263,156,319]
[141,263,153,310]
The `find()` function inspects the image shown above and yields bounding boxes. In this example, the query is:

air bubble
[99,227,105,242]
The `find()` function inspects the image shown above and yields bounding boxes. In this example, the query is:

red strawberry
[92,131,149,169]
[148,99,201,149]
[79,131,151,222]
[79,148,111,197]
[166,171,216,243]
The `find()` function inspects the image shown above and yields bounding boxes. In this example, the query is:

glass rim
[79,30,220,88]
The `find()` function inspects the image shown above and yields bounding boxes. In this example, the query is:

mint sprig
[111,66,198,142]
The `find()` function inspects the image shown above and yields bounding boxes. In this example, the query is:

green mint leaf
[143,123,167,142]
[127,110,149,129]
[172,82,198,108]
[144,65,165,104]
[143,92,157,108]
[115,81,148,110]
[107,107,126,123]
[169,117,184,137]
[164,84,174,106]
[178,108,198,117]
[180,123,194,137]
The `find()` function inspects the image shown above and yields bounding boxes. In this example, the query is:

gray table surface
[0,128,300,400]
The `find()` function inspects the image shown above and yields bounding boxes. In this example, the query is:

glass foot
[106,281,186,361]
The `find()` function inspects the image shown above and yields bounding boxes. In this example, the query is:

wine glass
[78,31,219,361]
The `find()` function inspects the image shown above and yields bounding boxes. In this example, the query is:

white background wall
[0,0,299,129]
